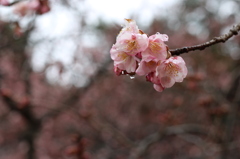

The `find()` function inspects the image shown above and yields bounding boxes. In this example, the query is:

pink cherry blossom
[114,19,149,56]
[117,19,139,39]
[115,31,148,56]
[136,60,158,76]
[110,45,137,74]
[156,56,187,88]
[141,32,168,62]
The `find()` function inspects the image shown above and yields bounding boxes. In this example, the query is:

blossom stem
[170,23,240,56]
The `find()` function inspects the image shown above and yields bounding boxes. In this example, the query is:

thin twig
[170,24,240,56]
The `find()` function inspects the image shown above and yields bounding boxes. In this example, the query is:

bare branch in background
[129,124,208,159]
[76,112,135,148]
[170,23,240,56]
[0,90,41,159]
[221,71,240,159]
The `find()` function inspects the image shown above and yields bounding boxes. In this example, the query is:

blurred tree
[0,0,240,159]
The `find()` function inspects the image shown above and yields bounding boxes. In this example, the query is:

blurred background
[0,0,240,159]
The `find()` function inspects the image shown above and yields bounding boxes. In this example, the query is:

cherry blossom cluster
[110,19,188,92]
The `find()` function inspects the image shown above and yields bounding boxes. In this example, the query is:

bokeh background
[0,0,240,159]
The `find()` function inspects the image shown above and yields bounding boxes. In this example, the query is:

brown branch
[0,90,41,159]
[220,72,240,159]
[198,68,240,159]
[226,72,240,101]
[129,124,208,159]
[0,90,39,125]
[170,23,240,56]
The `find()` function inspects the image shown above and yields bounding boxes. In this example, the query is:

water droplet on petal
[121,71,124,75]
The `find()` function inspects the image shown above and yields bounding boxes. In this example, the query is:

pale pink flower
[136,60,158,76]
[156,56,187,88]
[110,45,137,73]
[115,31,148,56]
[114,19,148,56]
[117,19,139,39]
[142,32,168,62]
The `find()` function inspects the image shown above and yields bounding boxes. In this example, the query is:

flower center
[146,61,157,67]
[126,40,138,53]
[165,62,179,76]
[149,42,162,54]
[118,52,128,60]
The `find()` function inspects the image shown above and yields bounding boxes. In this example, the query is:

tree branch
[0,90,41,159]
[170,23,240,56]
[220,71,240,159]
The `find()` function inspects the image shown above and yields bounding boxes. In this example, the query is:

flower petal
[160,76,175,88]
[153,84,165,92]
